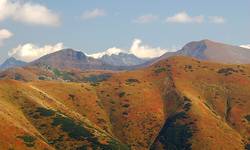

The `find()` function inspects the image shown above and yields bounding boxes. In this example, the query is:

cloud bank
[0,29,13,46]
[81,8,106,20]
[9,43,64,62]
[89,39,169,59]
[0,0,60,26]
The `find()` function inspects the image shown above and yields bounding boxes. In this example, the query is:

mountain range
[99,52,147,66]
[1,39,250,72]
[0,40,249,150]
[0,54,249,149]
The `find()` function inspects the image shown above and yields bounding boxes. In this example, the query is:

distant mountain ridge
[0,49,149,71]
[30,49,114,70]
[2,39,250,72]
[99,52,147,66]
[157,39,250,64]
[0,57,27,70]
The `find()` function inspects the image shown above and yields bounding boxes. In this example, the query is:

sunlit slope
[0,56,249,150]
[151,56,249,150]
[0,68,167,150]
[0,80,129,150]
[27,67,168,150]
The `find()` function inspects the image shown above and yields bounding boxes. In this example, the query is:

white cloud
[8,43,64,62]
[88,47,125,58]
[166,11,204,24]
[209,16,225,24]
[240,44,250,49]
[0,0,60,26]
[129,39,167,58]
[0,29,13,46]
[134,14,158,24]
[81,8,106,20]
[89,39,170,59]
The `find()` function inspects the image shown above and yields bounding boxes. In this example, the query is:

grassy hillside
[0,56,249,150]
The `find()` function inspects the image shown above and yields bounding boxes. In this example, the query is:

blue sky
[0,0,250,63]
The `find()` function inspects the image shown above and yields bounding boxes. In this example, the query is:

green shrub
[217,68,238,76]
[62,72,74,81]
[150,112,193,150]
[154,67,166,74]
[14,74,22,80]
[119,92,126,98]
[69,94,76,100]
[38,76,46,80]
[122,104,130,108]
[126,79,140,84]
[52,115,92,140]
[52,114,130,150]
[36,107,55,117]
[17,135,36,147]
[245,115,250,122]
[82,74,111,84]
[53,68,62,77]
[123,112,128,116]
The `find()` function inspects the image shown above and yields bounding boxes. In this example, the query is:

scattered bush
[154,67,166,74]
[110,100,116,104]
[123,112,128,116]
[53,68,62,77]
[52,114,129,150]
[69,94,76,100]
[38,76,46,80]
[119,92,126,98]
[126,79,140,84]
[183,97,192,111]
[245,115,250,122]
[217,68,238,76]
[52,68,74,81]
[122,104,130,108]
[185,65,192,69]
[36,107,55,117]
[82,74,111,84]
[14,74,22,80]
[17,135,36,147]
[184,65,194,72]
[52,115,92,140]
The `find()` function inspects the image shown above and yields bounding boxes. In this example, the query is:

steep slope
[150,57,249,149]
[158,39,250,64]
[0,56,249,149]
[0,57,27,70]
